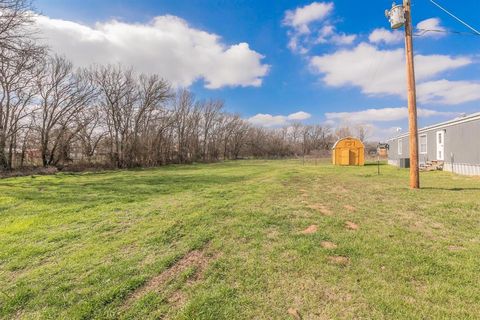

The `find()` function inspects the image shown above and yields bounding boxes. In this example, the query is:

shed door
[436,131,445,161]
[340,149,350,165]
[349,150,357,165]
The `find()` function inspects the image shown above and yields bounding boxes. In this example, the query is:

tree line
[0,0,369,171]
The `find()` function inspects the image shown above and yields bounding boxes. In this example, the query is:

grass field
[1,160,479,319]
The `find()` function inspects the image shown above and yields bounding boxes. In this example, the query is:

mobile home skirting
[444,162,480,176]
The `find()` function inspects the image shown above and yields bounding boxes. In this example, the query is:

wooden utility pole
[403,0,420,189]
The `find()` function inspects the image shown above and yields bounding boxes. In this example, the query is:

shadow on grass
[422,187,480,191]
[364,162,388,167]
[0,172,250,207]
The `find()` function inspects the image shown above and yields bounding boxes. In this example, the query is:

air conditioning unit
[400,158,410,168]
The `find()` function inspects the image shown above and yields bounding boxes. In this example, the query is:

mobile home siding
[444,120,480,164]
[387,114,480,176]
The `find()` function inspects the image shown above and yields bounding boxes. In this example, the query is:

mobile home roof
[387,112,480,141]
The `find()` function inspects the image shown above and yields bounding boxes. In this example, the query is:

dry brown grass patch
[308,204,333,216]
[345,221,359,230]
[301,225,318,234]
[320,241,337,249]
[334,186,348,193]
[327,256,349,266]
[287,308,302,320]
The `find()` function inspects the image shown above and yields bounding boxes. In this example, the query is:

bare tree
[0,0,35,54]
[228,116,249,159]
[289,122,303,156]
[310,125,334,150]
[75,102,106,162]
[355,124,371,142]
[301,125,312,156]
[0,0,45,169]
[0,43,42,169]
[172,89,197,164]
[200,99,223,162]
[335,126,352,140]
[131,74,171,166]
[92,65,140,167]
[0,0,350,171]
[34,56,97,166]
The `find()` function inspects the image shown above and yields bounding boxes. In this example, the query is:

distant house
[387,113,480,176]
[377,143,389,158]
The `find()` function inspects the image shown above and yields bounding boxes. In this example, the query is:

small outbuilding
[332,137,365,166]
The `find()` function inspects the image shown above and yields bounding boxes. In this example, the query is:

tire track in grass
[121,244,218,313]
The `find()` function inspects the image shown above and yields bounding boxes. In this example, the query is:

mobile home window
[398,139,402,155]
[420,134,427,154]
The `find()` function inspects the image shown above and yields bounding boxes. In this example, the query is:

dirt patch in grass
[334,185,348,193]
[168,290,187,307]
[122,246,216,310]
[324,287,353,303]
[301,225,318,234]
[287,307,302,319]
[431,222,444,229]
[327,256,350,266]
[345,221,359,231]
[320,241,337,249]
[308,204,333,216]
[343,205,356,212]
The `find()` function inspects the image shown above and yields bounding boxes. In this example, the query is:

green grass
[1,160,479,319]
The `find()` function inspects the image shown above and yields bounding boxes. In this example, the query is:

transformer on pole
[385,3,406,29]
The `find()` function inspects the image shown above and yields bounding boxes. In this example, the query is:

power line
[429,0,480,35]
[414,28,480,37]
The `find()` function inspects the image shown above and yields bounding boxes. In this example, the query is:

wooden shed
[332,137,365,166]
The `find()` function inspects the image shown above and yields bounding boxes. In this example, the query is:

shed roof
[387,112,480,141]
[332,137,365,149]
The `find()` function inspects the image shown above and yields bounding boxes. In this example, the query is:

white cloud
[315,25,356,47]
[309,43,472,101]
[34,15,269,89]
[331,33,357,45]
[417,80,480,105]
[248,111,312,127]
[369,28,403,44]
[248,114,288,127]
[325,107,459,140]
[287,35,308,54]
[368,125,405,142]
[368,18,445,44]
[416,18,446,37]
[288,111,312,121]
[284,2,355,53]
[325,107,457,124]
[283,2,334,34]
[316,25,335,43]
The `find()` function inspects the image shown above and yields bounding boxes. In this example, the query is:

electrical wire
[429,0,480,35]
[414,28,480,37]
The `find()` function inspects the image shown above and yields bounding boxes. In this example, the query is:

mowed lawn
[1,161,479,319]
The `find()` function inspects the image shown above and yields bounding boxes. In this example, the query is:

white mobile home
[387,113,480,176]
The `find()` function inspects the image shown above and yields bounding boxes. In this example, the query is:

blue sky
[34,0,480,140]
